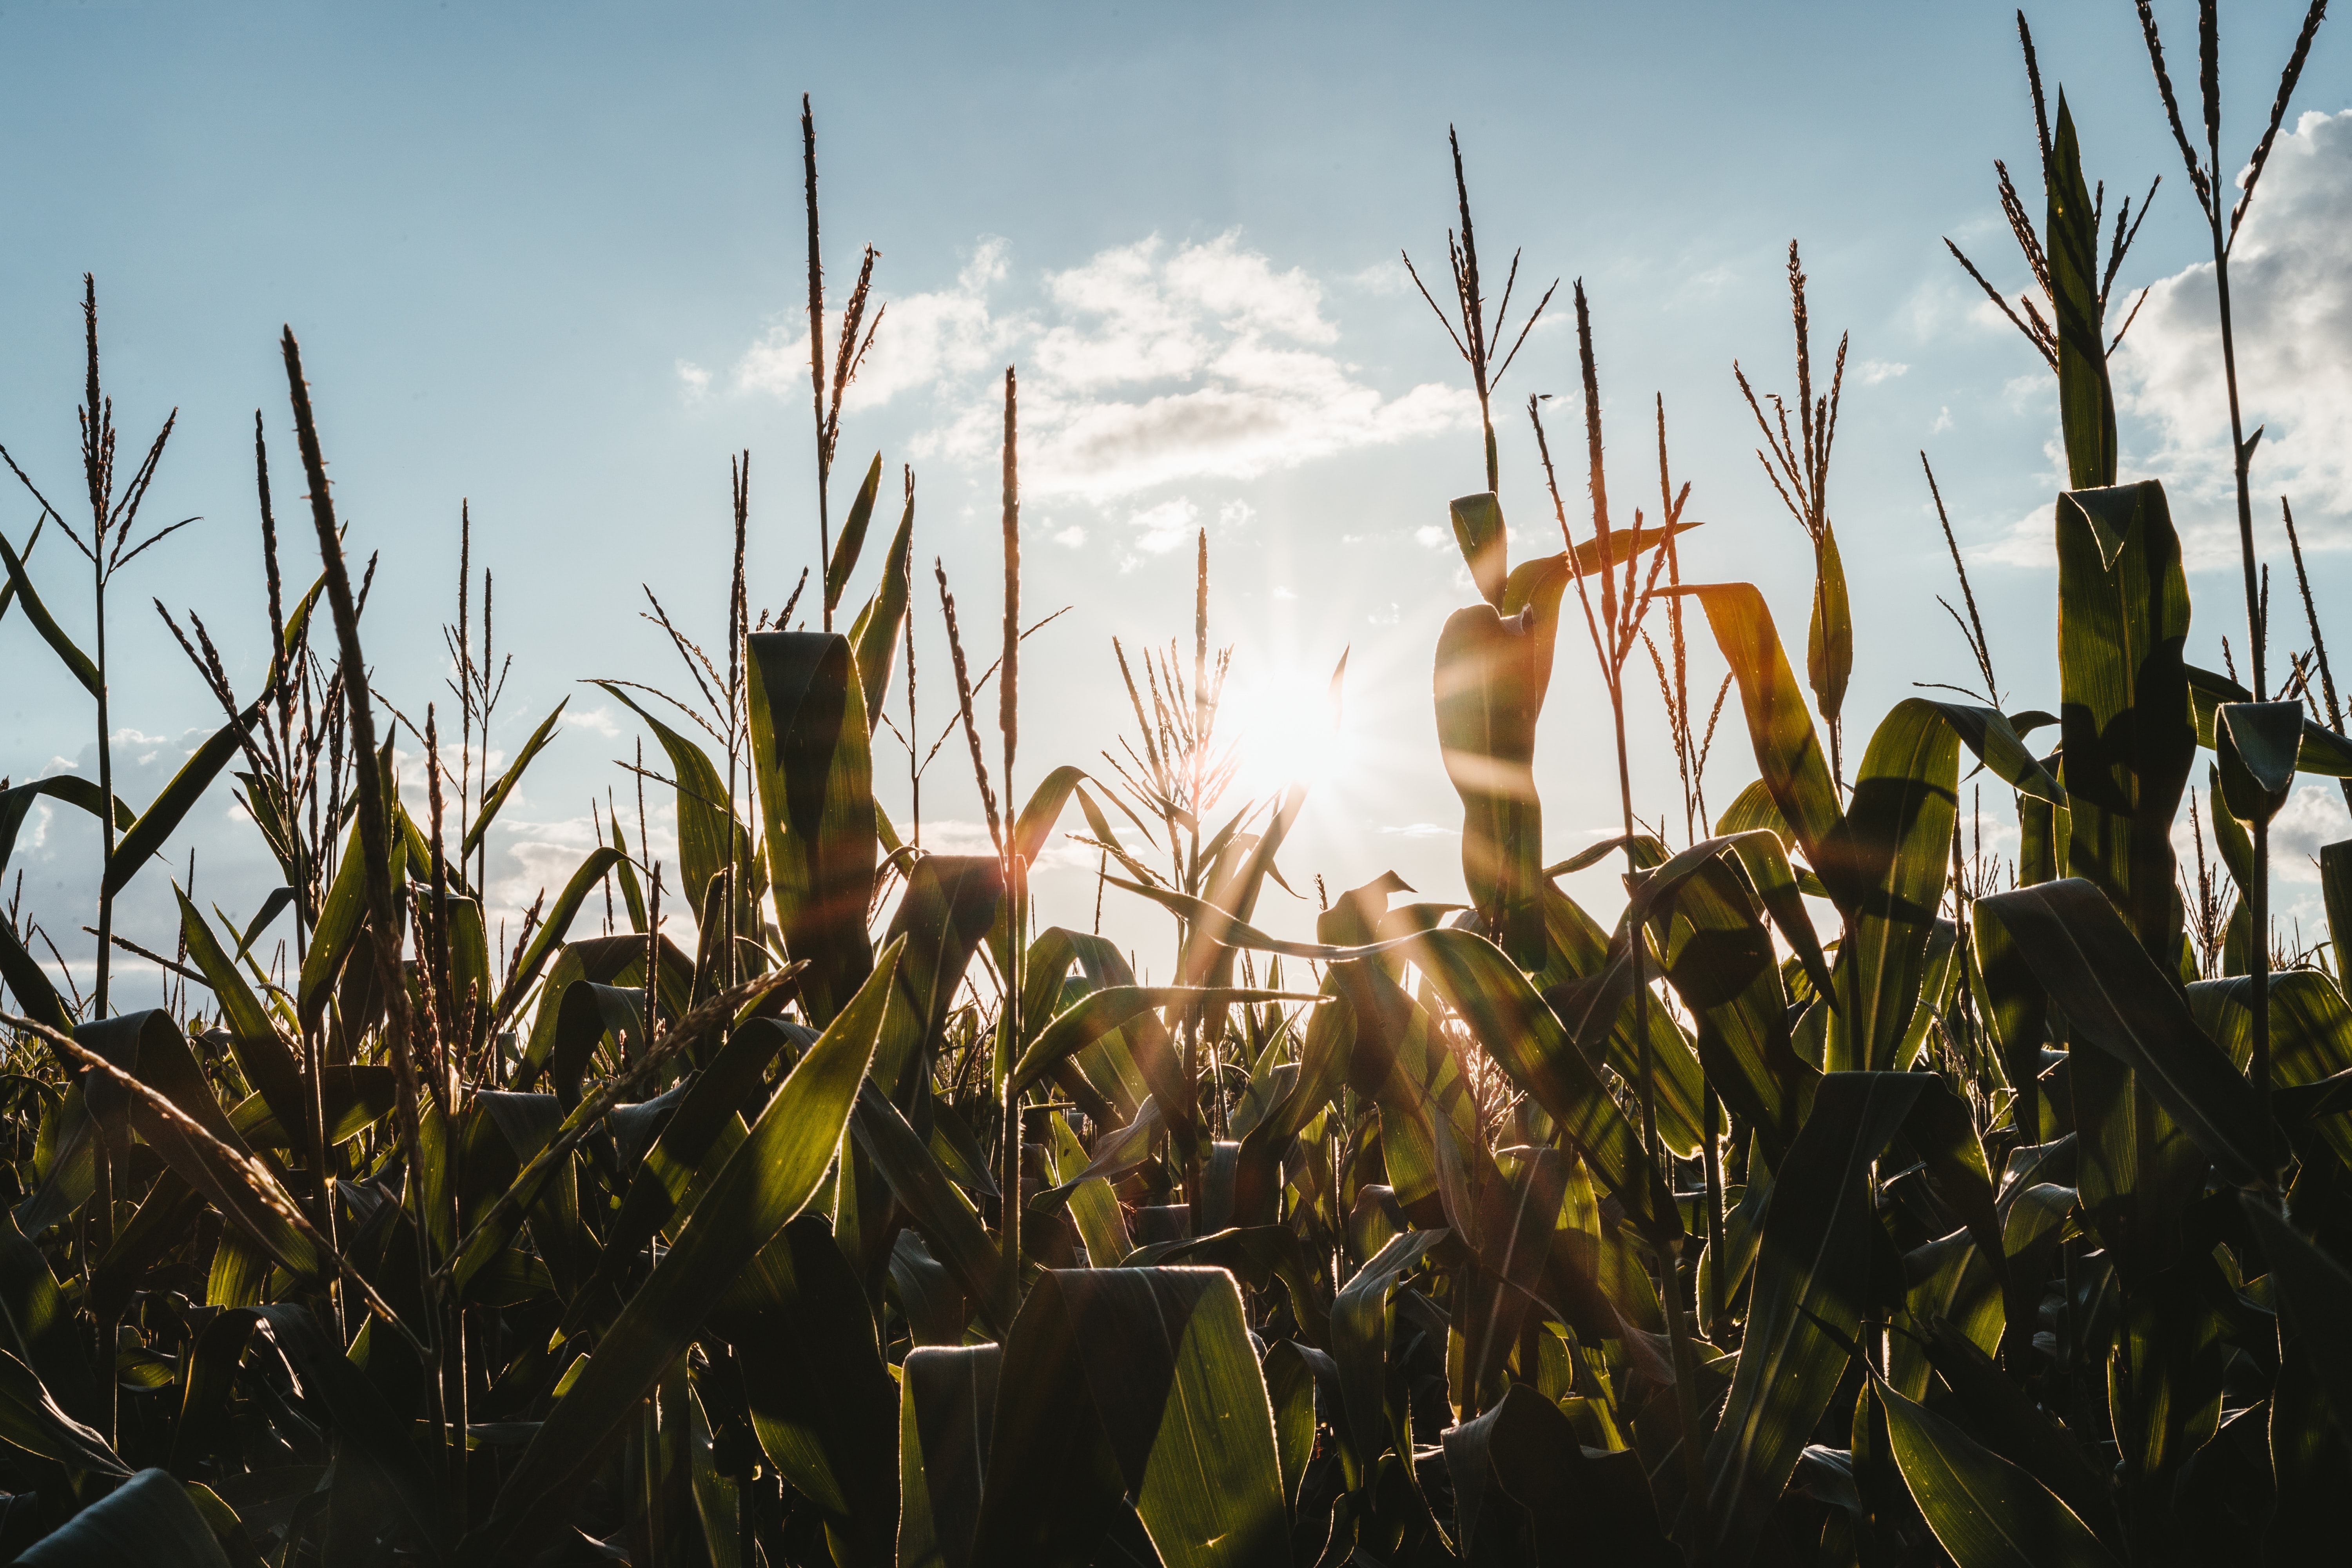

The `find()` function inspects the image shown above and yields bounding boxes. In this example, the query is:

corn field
[1,7,2348,1565]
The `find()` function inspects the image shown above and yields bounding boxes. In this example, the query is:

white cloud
[1969,506,2059,570]
[737,239,1018,406]
[1053,524,1087,548]
[1414,525,1448,549]
[1124,497,1198,559]
[1218,499,1256,531]
[675,360,711,400]
[728,230,1473,501]
[2271,782,2352,881]
[1932,405,1953,434]
[1858,359,1909,385]
[2115,109,2352,542]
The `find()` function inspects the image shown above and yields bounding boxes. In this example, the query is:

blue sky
[6,0,2352,985]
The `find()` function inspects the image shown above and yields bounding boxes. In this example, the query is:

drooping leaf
[593,682,757,935]
[0,529,101,699]
[1434,604,1546,967]
[1676,583,1841,878]
[2215,701,2305,828]
[1448,492,1509,608]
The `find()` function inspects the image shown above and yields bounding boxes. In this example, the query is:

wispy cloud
[726,231,1474,502]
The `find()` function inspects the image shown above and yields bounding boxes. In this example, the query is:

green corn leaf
[875,855,1002,1102]
[1818,698,1960,1071]
[593,682,757,929]
[167,1308,257,1480]
[1413,927,1678,1243]
[103,704,263,898]
[1879,1377,2121,1568]
[1928,702,2066,806]
[747,631,877,1024]
[1442,1384,1674,1566]
[826,452,885,617]
[459,935,898,1565]
[2047,96,2117,490]
[1693,1072,1926,1564]
[462,697,568,855]
[718,1216,900,1566]
[76,1012,324,1284]
[14,1469,230,1568]
[2216,701,2304,827]
[0,1213,100,1426]
[1648,855,1820,1159]
[1330,1228,1448,1468]
[0,913,74,1037]
[296,818,403,1032]
[0,1345,125,1477]
[1009,986,1318,1097]
[488,846,626,1025]
[852,478,917,733]
[1448,492,1508,608]
[2054,480,2192,960]
[0,529,101,700]
[1916,1318,2122,1553]
[0,775,135,881]
[898,1343,1000,1568]
[1975,879,2274,1187]
[970,1267,1288,1568]
[0,516,40,629]
[1434,603,1545,966]
[1674,583,1842,882]
[588,1017,799,1302]
[849,1082,1002,1333]
[1806,518,1852,729]
[174,889,308,1145]
[2241,1196,2352,1434]
[255,1301,444,1548]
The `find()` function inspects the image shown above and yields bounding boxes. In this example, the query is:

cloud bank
[2114,108,2352,544]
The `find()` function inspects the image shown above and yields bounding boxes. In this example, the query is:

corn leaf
[459,936,898,1563]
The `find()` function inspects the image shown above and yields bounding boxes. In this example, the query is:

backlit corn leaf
[747,631,877,1024]
[971,1267,1287,1568]
[1435,603,1546,967]
[1879,1377,2120,1568]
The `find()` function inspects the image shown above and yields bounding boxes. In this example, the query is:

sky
[5,0,2352,998]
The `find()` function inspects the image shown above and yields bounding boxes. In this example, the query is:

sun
[1214,657,1365,804]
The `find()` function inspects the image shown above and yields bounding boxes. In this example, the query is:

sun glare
[1217,659,1364,802]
